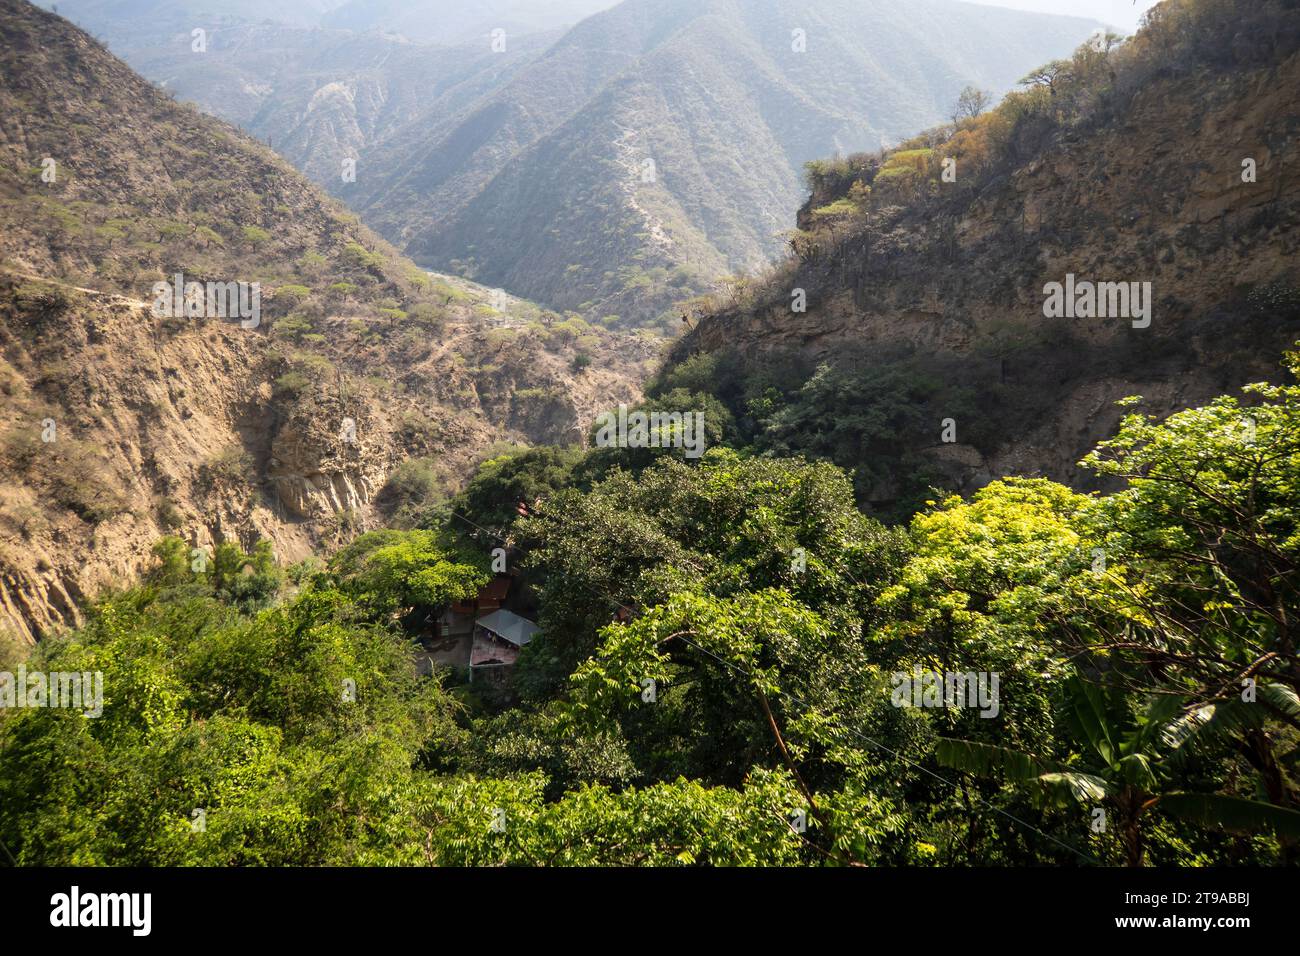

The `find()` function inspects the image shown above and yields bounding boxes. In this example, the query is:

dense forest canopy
[2,0,1299,869]
[3,345,1299,865]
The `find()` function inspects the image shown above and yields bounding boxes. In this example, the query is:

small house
[437,575,514,643]
[469,608,540,683]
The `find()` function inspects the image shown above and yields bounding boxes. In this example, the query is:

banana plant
[935,675,1300,865]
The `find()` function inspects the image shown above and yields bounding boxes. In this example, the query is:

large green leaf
[1135,691,1194,749]
[1037,771,1112,805]
[1261,683,1300,723]
[1116,753,1158,790]
[1162,683,1300,769]
[1159,703,1217,752]
[1158,793,1300,838]
[1066,676,1120,766]
[934,738,1064,781]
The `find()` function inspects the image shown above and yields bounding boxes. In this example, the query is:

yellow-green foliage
[484,328,519,349]
[553,316,591,340]
[429,279,469,303]
[342,241,384,270]
[299,251,327,273]
[272,314,313,339]
[811,197,861,219]
[876,148,933,184]
[276,284,312,304]
[408,302,445,328]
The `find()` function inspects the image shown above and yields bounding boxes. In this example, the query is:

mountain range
[45,0,1105,325]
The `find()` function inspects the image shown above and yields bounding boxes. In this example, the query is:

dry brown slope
[0,0,657,643]
[672,11,1300,506]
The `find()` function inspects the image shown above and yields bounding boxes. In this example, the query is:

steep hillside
[663,0,1300,515]
[48,0,617,46]
[41,1,548,186]
[320,0,619,44]
[46,0,343,33]
[47,0,1105,329]
[0,0,656,643]
[348,0,1104,326]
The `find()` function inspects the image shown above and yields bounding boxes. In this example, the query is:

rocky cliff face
[0,270,653,645]
[670,5,1300,511]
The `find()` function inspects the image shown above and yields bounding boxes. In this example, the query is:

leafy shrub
[376,457,448,528]
[273,370,311,399]
[276,284,312,305]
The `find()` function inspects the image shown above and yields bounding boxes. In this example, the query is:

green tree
[517,450,906,700]
[1078,361,1300,710]
[449,446,583,535]
[936,675,1300,866]
[329,529,486,619]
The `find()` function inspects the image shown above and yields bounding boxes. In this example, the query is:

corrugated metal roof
[474,608,540,647]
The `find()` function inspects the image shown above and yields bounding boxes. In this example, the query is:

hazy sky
[966,0,1161,32]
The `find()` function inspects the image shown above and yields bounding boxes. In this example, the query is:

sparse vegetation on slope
[0,0,656,644]
[666,0,1300,516]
